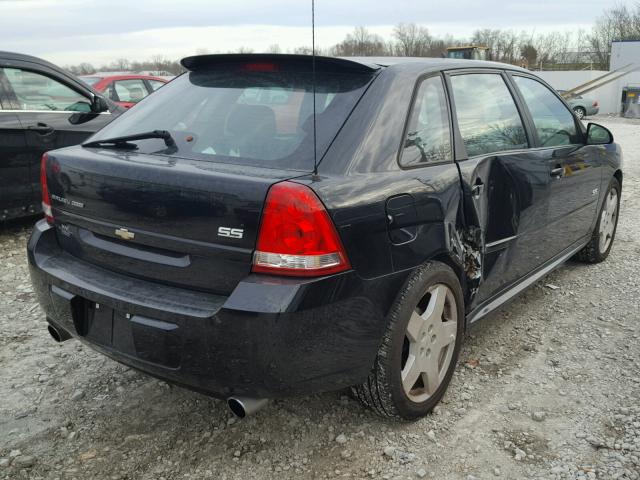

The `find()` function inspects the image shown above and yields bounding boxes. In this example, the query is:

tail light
[252,181,351,277]
[40,153,54,225]
[593,100,599,107]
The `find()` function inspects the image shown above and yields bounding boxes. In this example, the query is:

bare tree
[149,54,170,72]
[267,44,281,53]
[393,23,432,56]
[66,62,95,75]
[520,44,538,68]
[331,27,388,56]
[589,3,640,69]
[292,46,313,55]
[111,58,130,71]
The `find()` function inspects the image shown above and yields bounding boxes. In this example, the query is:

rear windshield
[88,67,374,171]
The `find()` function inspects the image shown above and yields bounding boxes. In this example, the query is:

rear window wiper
[83,130,176,149]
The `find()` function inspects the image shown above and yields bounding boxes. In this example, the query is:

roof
[0,50,69,74]
[340,56,528,72]
[79,74,167,82]
[0,50,102,96]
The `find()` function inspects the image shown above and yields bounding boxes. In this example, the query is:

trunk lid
[47,148,298,295]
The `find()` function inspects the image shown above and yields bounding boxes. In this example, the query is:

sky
[0,0,618,67]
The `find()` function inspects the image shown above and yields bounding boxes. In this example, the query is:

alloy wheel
[599,188,618,254]
[401,284,458,403]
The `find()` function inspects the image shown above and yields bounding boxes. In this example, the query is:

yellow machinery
[446,45,489,61]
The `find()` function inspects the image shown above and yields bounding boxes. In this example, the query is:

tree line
[65,3,640,76]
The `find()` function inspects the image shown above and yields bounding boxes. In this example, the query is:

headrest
[226,104,276,138]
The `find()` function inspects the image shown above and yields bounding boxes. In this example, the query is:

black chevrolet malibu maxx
[28,54,622,419]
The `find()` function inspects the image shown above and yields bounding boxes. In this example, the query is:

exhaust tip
[227,398,247,418]
[227,397,268,418]
[48,324,62,342]
[47,322,71,343]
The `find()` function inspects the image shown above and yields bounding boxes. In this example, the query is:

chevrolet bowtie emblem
[115,228,135,240]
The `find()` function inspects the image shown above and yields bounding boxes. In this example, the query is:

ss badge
[218,227,244,239]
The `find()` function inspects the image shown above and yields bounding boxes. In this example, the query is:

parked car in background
[558,90,600,119]
[30,54,622,420]
[80,74,168,109]
[0,51,122,221]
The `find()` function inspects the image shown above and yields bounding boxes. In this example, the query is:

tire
[352,261,465,420]
[576,177,621,263]
[573,107,586,120]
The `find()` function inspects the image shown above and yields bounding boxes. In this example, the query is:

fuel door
[385,194,418,245]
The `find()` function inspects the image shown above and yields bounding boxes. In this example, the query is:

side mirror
[90,95,109,113]
[586,123,613,145]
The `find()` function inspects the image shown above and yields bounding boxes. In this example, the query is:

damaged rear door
[446,70,552,311]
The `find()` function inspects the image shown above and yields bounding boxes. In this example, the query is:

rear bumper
[587,105,600,116]
[28,220,405,398]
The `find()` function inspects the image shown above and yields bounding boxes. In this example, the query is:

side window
[450,73,528,157]
[1,67,91,112]
[148,80,166,92]
[513,76,580,147]
[400,76,452,167]
[114,79,148,103]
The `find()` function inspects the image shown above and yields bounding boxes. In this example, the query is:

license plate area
[74,299,181,368]
[82,301,114,346]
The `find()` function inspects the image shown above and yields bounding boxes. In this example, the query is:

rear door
[446,70,552,308]
[0,68,30,217]
[2,64,115,208]
[509,74,601,255]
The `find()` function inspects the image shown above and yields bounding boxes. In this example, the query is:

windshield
[88,68,374,171]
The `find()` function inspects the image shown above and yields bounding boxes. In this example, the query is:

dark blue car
[28,55,622,420]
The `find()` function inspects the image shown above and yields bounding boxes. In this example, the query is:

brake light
[252,181,351,277]
[593,100,599,107]
[40,153,54,225]
[242,62,278,72]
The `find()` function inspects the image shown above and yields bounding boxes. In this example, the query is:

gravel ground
[1,116,638,480]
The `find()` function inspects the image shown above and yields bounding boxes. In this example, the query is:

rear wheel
[577,177,620,263]
[573,106,586,120]
[352,262,464,420]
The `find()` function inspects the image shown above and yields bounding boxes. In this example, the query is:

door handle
[27,123,55,135]
[471,182,484,199]
[550,166,564,178]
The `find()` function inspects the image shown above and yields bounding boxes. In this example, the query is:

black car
[0,51,121,221]
[28,54,622,420]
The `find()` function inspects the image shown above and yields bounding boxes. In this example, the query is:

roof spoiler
[180,54,379,73]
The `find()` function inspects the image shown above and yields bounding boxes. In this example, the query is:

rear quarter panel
[310,65,467,292]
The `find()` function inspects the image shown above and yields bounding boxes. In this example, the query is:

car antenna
[311,0,318,176]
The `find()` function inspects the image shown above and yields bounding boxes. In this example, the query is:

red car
[80,74,168,109]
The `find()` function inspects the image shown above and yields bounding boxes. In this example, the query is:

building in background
[537,40,640,116]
